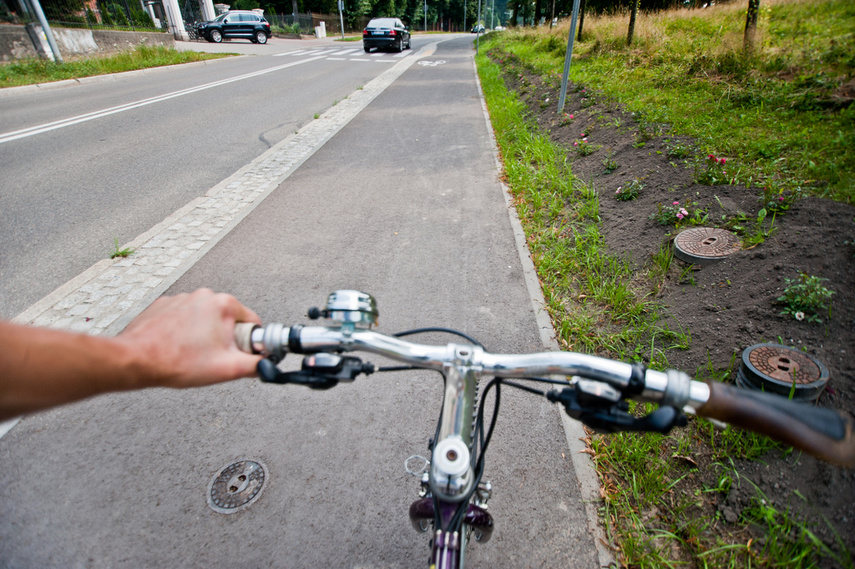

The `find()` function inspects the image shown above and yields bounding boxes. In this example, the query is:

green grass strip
[0,45,232,88]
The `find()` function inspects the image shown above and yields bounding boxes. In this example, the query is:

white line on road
[0,56,326,145]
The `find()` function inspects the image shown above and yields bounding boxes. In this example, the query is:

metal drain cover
[207,459,267,514]
[673,227,741,265]
[736,343,829,402]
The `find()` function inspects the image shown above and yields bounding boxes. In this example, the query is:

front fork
[407,463,495,569]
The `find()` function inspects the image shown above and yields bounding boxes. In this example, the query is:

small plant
[615,179,643,201]
[573,136,601,156]
[776,273,835,323]
[559,112,574,126]
[110,238,134,259]
[651,200,690,226]
[695,153,731,185]
[666,140,692,159]
[314,113,320,119]
[539,97,551,109]
[602,152,618,174]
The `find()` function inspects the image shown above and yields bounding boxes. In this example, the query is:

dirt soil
[492,51,855,562]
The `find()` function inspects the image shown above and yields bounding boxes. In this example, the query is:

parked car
[362,18,411,52]
[195,11,271,44]
[471,24,485,33]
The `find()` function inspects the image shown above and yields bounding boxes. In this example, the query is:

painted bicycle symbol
[418,60,447,67]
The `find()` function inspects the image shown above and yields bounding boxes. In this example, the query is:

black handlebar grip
[697,381,855,468]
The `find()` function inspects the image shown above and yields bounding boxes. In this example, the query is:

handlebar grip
[234,323,259,354]
[697,381,855,468]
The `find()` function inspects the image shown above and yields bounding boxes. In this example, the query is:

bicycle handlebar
[234,296,855,468]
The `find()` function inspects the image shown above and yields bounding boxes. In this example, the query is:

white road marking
[0,56,326,145]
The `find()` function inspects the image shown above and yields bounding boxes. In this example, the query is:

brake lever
[258,354,376,390]
[547,386,687,434]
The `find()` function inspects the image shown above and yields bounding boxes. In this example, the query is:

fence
[265,12,371,36]
[2,0,167,32]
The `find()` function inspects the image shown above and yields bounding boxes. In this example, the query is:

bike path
[0,37,605,567]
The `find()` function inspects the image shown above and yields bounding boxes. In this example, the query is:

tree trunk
[744,0,760,53]
[576,0,586,41]
[627,0,639,46]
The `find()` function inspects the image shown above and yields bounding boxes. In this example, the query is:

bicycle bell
[309,290,379,329]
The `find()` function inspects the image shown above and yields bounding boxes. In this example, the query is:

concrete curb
[472,56,616,569]
[0,54,245,98]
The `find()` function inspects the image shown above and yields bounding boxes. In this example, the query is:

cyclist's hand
[117,289,262,389]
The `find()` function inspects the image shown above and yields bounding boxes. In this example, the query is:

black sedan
[195,10,271,44]
[362,18,411,52]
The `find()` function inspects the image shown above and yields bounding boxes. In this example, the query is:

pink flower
[708,154,715,161]
[569,114,574,119]
[672,201,679,206]
[676,213,684,220]
[719,157,726,165]
[573,142,578,146]
[680,208,688,216]
[778,196,785,201]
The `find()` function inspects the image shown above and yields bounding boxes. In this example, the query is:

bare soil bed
[492,51,855,562]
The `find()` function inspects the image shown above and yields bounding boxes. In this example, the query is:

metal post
[557,0,581,113]
[338,0,344,40]
[463,0,466,33]
[475,0,481,53]
[26,0,62,63]
[424,0,427,32]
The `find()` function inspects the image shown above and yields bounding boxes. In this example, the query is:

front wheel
[209,29,223,43]
[255,31,268,44]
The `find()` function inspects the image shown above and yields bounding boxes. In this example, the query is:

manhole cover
[736,343,829,402]
[673,227,741,265]
[207,459,267,514]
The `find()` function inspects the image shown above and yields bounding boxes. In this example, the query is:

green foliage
[776,273,835,323]
[0,47,229,88]
[614,179,643,201]
[232,0,261,10]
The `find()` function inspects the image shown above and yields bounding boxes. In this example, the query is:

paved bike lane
[0,37,605,567]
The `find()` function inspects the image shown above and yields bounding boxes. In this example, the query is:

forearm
[0,322,143,421]
[0,289,262,422]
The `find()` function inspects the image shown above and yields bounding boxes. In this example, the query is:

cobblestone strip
[13,43,437,336]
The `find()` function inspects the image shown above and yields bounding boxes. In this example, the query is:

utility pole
[23,0,62,62]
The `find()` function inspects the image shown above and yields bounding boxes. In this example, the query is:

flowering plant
[573,136,600,156]
[776,273,835,323]
[695,153,731,185]
[559,113,575,126]
[651,200,692,226]
[615,179,643,201]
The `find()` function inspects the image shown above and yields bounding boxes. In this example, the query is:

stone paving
[13,43,436,336]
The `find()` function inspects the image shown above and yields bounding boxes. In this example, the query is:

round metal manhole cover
[673,227,741,265]
[736,343,829,402]
[207,460,267,514]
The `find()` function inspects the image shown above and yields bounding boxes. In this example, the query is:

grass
[484,0,855,205]
[110,238,134,259]
[474,0,852,565]
[0,45,232,88]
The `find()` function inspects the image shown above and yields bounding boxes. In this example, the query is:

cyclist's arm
[0,289,262,422]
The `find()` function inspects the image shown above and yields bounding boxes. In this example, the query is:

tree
[744,0,759,53]
[626,0,639,45]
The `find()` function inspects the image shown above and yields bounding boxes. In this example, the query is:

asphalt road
[0,35,429,319]
[0,36,603,567]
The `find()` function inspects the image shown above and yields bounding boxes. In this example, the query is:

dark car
[362,18,411,52]
[471,24,485,33]
[195,11,271,44]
